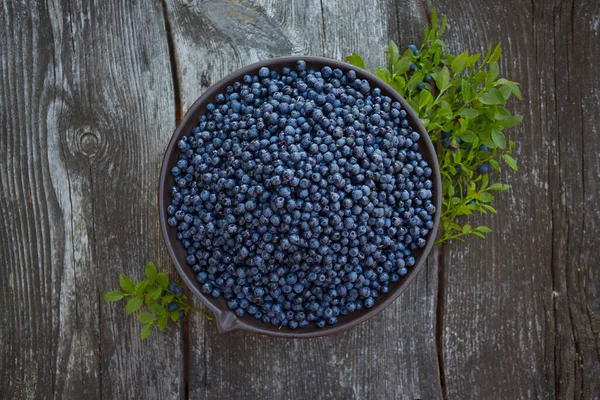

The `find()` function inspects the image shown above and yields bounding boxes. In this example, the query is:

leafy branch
[347,9,522,244]
[103,262,212,340]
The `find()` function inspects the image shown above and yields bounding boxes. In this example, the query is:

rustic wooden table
[1,1,599,399]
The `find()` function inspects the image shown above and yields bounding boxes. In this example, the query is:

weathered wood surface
[1,0,599,399]
[0,1,183,398]
[429,0,600,398]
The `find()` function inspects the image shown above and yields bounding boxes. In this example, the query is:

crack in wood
[436,245,447,400]
[160,2,187,399]
[161,0,182,124]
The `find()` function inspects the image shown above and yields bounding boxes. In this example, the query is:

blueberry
[408,44,419,56]
[258,67,270,78]
[167,60,435,329]
[478,164,489,174]
[168,303,179,312]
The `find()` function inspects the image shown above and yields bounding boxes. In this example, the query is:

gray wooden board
[165,0,443,399]
[2,0,599,399]
[0,0,184,398]
[429,0,600,398]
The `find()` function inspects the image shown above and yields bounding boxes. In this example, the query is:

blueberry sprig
[347,9,522,243]
[103,262,212,340]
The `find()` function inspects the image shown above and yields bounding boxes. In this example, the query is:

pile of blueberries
[167,60,435,329]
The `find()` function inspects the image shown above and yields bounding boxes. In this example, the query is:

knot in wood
[79,131,100,156]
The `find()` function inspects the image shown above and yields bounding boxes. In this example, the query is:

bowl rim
[158,55,442,338]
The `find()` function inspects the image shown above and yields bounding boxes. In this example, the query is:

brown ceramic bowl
[159,56,441,338]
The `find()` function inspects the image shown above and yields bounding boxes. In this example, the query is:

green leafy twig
[347,8,522,244]
[104,262,212,340]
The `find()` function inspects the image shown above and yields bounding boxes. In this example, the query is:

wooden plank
[165,0,443,399]
[0,0,184,398]
[428,0,600,398]
[0,4,60,397]
[550,1,600,397]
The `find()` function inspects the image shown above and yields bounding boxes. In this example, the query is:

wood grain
[165,0,442,399]
[2,0,599,398]
[0,1,184,398]
[429,0,600,398]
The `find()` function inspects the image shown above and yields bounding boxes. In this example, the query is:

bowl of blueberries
[159,56,441,338]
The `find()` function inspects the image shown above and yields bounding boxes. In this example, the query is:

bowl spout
[216,311,239,334]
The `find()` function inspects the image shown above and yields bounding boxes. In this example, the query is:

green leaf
[439,14,448,36]
[433,47,442,66]
[430,8,438,37]
[462,224,472,233]
[493,107,512,120]
[157,313,168,331]
[141,323,153,340]
[475,225,493,233]
[489,43,502,62]
[386,40,400,64]
[479,88,506,105]
[510,84,522,100]
[407,71,425,91]
[137,312,156,324]
[489,159,500,170]
[500,114,523,128]
[472,231,485,238]
[481,173,489,190]
[447,185,455,197]
[126,296,143,315]
[119,274,135,294]
[419,90,434,109]
[461,80,474,102]
[451,51,469,75]
[391,76,406,92]
[488,183,510,191]
[473,70,488,82]
[376,66,391,82]
[171,311,181,322]
[459,108,479,119]
[456,206,473,216]
[479,192,495,203]
[149,287,163,301]
[500,86,512,100]
[492,130,507,149]
[460,131,478,143]
[103,291,124,302]
[156,273,169,288]
[437,101,453,119]
[467,53,481,68]
[135,280,148,293]
[145,262,157,281]
[393,56,413,75]
[483,204,497,213]
[150,303,166,316]
[503,154,518,171]
[434,67,451,92]
[145,293,155,306]
[162,294,175,306]
[487,61,499,83]
[346,53,366,70]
